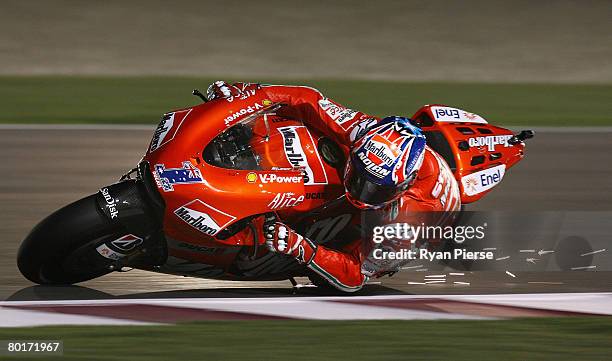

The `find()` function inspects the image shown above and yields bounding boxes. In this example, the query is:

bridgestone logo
[174,207,220,236]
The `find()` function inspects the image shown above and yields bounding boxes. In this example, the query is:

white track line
[2,292,611,327]
[0,307,155,327]
[3,292,612,306]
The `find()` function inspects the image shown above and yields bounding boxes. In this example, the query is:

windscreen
[203,105,291,171]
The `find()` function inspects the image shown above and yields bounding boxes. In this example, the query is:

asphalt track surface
[1,127,611,301]
[2,0,611,83]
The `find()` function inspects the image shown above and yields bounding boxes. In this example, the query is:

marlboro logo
[174,199,236,236]
[149,109,192,152]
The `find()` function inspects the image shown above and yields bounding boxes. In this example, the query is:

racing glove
[263,216,317,265]
[205,80,243,101]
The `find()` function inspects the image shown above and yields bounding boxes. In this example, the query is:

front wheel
[17,194,124,284]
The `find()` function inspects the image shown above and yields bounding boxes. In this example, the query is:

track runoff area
[0,126,611,327]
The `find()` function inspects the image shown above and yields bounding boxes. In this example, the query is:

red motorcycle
[17,87,533,288]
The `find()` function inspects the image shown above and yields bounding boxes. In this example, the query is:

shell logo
[246,172,258,183]
[262,99,272,106]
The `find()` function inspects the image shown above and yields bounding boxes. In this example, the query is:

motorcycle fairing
[411,104,526,204]
[142,90,345,254]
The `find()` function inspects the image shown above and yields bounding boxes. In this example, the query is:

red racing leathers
[224,83,462,292]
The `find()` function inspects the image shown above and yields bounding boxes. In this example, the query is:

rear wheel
[17,194,123,284]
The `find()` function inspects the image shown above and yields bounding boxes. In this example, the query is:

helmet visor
[344,160,406,206]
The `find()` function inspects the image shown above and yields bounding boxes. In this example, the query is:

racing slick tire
[17,194,122,285]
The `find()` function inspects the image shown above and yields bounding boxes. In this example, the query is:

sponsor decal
[174,199,236,236]
[225,89,256,103]
[96,243,125,260]
[349,117,378,142]
[355,124,409,179]
[318,98,359,130]
[268,192,305,209]
[246,172,303,184]
[305,192,326,200]
[392,137,419,184]
[461,164,506,196]
[364,128,406,167]
[468,135,513,151]
[246,172,258,183]
[177,242,222,254]
[277,126,328,185]
[224,102,264,126]
[430,106,487,124]
[154,161,203,192]
[110,234,144,252]
[430,151,461,211]
[100,187,118,219]
[258,173,303,184]
[149,109,192,153]
[358,151,391,178]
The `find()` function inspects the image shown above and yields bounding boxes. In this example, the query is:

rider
[206,81,461,292]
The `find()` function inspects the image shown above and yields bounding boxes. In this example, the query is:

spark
[571,265,596,270]
[415,268,429,272]
[424,274,446,278]
[425,280,446,284]
[525,258,539,264]
[482,247,496,251]
[453,281,471,285]
[449,272,465,276]
[528,282,564,284]
[496,256,510,261]
[366,281,382,285]
[581,249,606,257]
[538,249,555,256]
[407,282,426,285]
[519,249,535,253]
[505,270,516,278]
